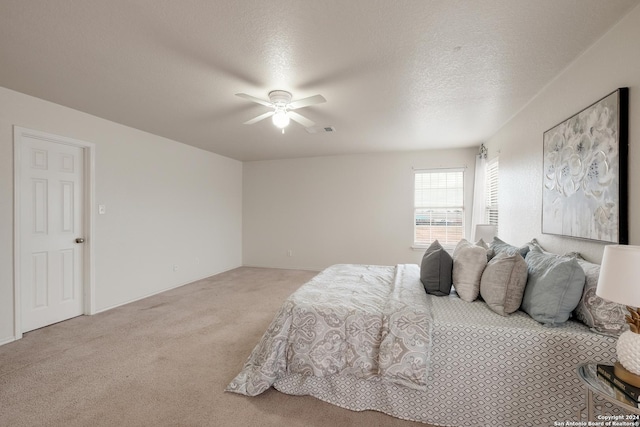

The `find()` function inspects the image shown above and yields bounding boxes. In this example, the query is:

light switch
[98,204,106,215]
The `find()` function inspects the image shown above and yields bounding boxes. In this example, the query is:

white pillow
[452,239,488,302]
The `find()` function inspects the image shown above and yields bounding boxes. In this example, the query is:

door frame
[13,126,96,340]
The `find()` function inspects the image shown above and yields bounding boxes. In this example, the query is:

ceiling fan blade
[235,93,273,108]
[243,111,274,125]
[287,94,326,110]
[288,111,316,127]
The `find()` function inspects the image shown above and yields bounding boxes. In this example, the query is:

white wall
[243,148,477,271]
[485,4,640,263]
[0,87,243,344]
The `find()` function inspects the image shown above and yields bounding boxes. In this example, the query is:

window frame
[413,168,465,250]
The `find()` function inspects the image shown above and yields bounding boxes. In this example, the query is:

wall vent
[305,126,336,134]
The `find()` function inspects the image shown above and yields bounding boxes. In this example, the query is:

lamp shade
[474,224,497,243]
[596,245,640,308]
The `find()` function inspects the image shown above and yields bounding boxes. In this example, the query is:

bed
[226,263,619,426]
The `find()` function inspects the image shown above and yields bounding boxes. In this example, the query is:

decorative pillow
[489,237,530,260]
[420,240,453,296]
[527,238,581,259]
[480,252,528,316]
[452,239,488,302]
[475,238,489,249]
[527,238,553,255]
[573,258,627,337]
[521,247,586,325]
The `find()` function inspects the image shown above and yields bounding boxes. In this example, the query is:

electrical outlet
[195,257,200,265]
[173,264,179,272]
[287,249,293,257]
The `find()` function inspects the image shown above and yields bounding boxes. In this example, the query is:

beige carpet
[0,267,432,427]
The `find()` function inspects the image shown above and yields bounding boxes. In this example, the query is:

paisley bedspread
[226,264,433,396]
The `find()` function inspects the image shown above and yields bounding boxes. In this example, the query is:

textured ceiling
[1,0,638,161]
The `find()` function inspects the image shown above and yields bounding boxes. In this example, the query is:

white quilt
[226,264,433,396]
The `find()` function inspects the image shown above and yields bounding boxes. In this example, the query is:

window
[485,158,499,226]
[414,169,464,248]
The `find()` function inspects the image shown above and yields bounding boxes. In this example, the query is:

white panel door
[20,136,84,332]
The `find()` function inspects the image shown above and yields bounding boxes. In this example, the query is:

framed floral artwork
[542,88,628,243]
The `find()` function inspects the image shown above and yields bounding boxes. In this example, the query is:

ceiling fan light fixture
[272,110,290,129]
[236,90,325,129]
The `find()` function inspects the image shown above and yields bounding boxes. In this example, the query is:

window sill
[412,245,455,252]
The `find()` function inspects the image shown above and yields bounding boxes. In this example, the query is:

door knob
[75,238,85,243]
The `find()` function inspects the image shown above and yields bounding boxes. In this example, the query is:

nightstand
[577,363,640,422]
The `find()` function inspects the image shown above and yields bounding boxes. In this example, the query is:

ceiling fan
[235,90,326,132]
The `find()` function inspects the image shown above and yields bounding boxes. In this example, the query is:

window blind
[485,158,499,226]
[414,169,464,247]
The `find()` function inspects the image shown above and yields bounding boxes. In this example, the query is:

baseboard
[0,266,242,346]
[0,336,17,347]
[93,265,241,314]
[241,264,321,272]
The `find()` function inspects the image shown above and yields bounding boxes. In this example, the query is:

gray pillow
[480,252,528,316]
[527,238,553,255]
[475,238,489,249]
[420,240,453,296]
[573,258,627,337]
[521,247,585,325]
[452,239,488,302]
[489,237,530,260]
[527,238,581,259]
